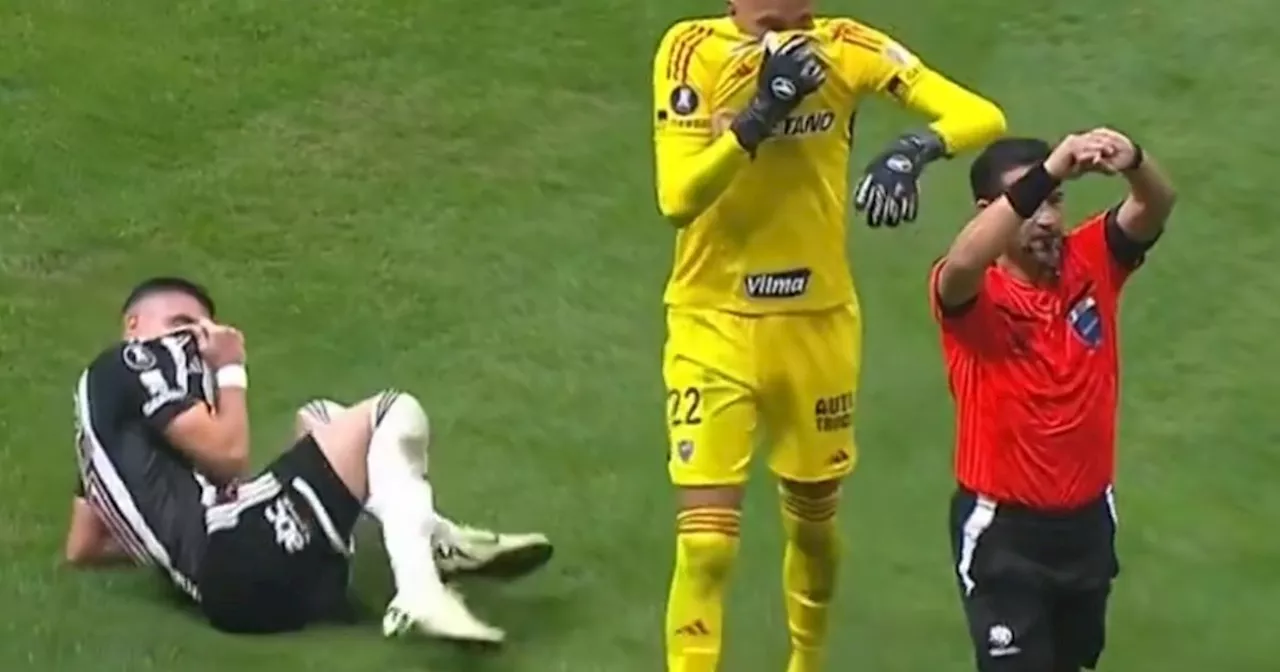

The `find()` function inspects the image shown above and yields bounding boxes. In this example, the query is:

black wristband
[1003,163,1060,219]
[1122,143,1145,172]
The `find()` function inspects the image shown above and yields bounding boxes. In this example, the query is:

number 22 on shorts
[667,386,703,426]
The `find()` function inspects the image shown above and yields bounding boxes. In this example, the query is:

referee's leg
[950,489,1055,672]
[1050,495,1118,672]
[1050,585,1111,671]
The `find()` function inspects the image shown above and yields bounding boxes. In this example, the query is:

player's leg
[663,308,758,672]
[308,391,503,642]
[296,398,344,439]
[434,521,553,581]
[760,305,861,672]
[296,399,553,581]
[199,412,371,634]
[775,477,842,672]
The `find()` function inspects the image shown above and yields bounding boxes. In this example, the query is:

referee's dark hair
[122,277,217,318]
[969,137,1053,202]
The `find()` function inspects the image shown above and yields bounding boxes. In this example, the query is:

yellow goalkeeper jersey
[652,16,1006,314]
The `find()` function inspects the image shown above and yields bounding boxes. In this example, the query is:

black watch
[1121,143,1145,172]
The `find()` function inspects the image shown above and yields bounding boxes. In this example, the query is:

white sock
[363,391,448,606]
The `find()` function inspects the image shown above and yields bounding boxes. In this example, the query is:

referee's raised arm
[935,132,1107,309]
[1095,127,1176,244]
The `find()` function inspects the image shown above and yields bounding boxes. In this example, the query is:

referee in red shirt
[930,128,1176,672]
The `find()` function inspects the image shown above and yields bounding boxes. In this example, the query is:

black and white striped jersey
[73,329,219,601]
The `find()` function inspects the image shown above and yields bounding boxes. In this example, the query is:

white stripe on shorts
[205,472,282,533]
[957,494,998,597]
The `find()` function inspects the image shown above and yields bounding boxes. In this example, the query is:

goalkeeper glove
[731,33,827,155]
[853,131,948,228]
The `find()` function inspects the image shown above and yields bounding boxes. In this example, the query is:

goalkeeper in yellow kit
[652,1,1007,670]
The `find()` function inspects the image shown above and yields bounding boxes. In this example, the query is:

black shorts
[198,436,364,634]
[950,487,1119,672]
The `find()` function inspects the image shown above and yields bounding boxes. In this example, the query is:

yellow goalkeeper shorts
[662,303,862,485]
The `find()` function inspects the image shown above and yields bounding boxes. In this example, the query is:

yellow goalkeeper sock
[780,487,842,672]
[665,507,741,672]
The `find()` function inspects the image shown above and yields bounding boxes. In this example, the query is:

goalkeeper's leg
[778,477,843,672]
[666,486,743,672]
[662,308,758,671]
[765,304,860,672]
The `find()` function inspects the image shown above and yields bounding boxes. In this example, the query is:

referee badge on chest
[1067,295,1103,348]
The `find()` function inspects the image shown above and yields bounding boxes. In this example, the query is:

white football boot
[434,523,554,580]
[381,584,505,644]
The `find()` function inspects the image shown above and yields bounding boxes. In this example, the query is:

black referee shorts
[198,436,365,634]
[949,487,1119,672]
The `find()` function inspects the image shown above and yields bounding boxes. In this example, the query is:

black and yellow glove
[854,131,947,228]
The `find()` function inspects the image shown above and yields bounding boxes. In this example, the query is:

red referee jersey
[930,211,1147,509]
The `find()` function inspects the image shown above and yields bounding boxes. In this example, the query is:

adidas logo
[434,544,476,561]
[828,449,851,465]
[674,620,710,637]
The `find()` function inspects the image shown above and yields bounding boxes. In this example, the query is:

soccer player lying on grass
[931,130,1175,671]
[64,277,552,643]
[651,1,1005,670]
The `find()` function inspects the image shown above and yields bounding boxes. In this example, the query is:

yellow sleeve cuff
[902,69,1007,155]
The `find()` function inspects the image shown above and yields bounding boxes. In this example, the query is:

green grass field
[2,0,1278,670]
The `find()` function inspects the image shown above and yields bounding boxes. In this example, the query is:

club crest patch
[1067,295,1103,348]
[670,85,700,116]
[122,343,157,372]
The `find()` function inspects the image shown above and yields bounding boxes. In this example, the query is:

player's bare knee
[312,400,376,452]
[309,399,380,499]
[294,399,344,439]
[676,485,744,512]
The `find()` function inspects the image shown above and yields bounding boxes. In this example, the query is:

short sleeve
[653,21,717,146]
[830,20,927,101]
[114,336,203,431]
[929,259,996,346]
[1070,209,1153,295]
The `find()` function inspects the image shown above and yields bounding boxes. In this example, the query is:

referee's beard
[1007,219,1064,282]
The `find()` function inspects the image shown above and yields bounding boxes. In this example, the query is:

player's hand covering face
[194,319,246,368]
[730,33,827,154]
